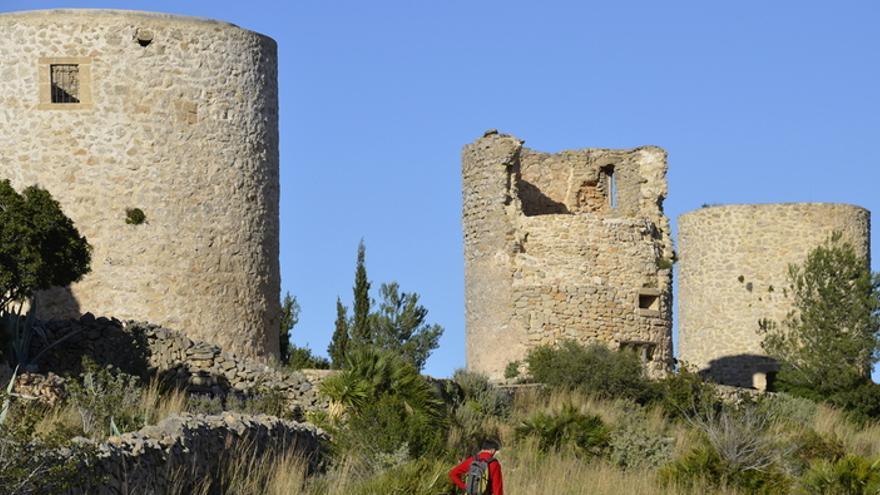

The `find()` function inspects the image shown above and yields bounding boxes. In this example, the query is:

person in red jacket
[448,439,504,495]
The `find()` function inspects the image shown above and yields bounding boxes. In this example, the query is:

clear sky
[4,1,880,378]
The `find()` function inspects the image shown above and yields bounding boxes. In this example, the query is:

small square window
[38,57,92,110]
[51,64,80,103]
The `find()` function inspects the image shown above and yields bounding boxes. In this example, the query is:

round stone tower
[678,203,870,389]
[0,9,280,360]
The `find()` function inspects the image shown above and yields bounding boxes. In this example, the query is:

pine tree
[761,233,880,397]
[328,297,350,369]
[351,240,372,346]
[371,282,444,370]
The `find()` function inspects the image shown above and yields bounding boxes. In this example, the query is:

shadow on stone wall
[519,180,569,216]
[701,354,779,390]
[35,285,81,321]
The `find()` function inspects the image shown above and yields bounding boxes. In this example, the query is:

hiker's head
[480,439,501,454]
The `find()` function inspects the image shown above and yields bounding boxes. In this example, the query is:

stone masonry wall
[35,315,325,413]
[678,203,871,389]
[68,412,326,494]
[0,9,280,360]
[462,130,674,380]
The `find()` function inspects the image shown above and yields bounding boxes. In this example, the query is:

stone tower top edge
[679,202,870,220]
[465,129,666,156]
[0,8,275,43]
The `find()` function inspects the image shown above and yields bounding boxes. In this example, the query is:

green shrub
[452,369,511,419]
[320,348,446,462]
[660,445,791,494]
[504,361,521,380]
[124,207,146,225]
[526,340,655,403]
[65,358,143,439]
[829,381,880,423]
[0,400,99,494]
[798,454,880,494]
[185,394,224,415]
[0,180,92,310]
[287,345,331,370]
[757,392,818,427]
[653,366,721,420]
[608,410,674,469]
[515,403,609,457]
[794,430,846,466]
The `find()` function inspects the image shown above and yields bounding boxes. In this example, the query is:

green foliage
[287,344,331,370]
[354,457,453,495]
[320,347,446,460]
[504,360,521,380]
[828,381,880,424]
[761,233,880,399]
[757,392,818,428]
[328,242,444,370]
[351,240,372,346]
[0,180,92,309]
[452,369,512,419]
[526,340,655,403]
[448,370,511,453]
[0,401,99,494]
[653,366,721,420]
[515,403,610,457]
[794,430,846,466]
[370,282,443,370]
[609,410,674,469]
[279,292,301,365]
[65,357,143,439]
[124,207,146,225]
[328,298,350,369]
[659,445,791,494]
[798,455,880,495]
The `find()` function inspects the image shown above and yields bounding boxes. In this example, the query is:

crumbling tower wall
[462,130,674,380]
[0,9,280,360]
[677,204,871,389]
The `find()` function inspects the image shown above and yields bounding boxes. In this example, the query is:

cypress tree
[328,297,350,368]
[351,240,372,345]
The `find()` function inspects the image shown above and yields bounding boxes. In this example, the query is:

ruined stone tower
[678,204,871,389]
[0,10,280,360]
[462,130,674,380]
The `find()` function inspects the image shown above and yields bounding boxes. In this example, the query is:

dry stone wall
[68,412,326,495]
[462,130,674,379]
[35,315,325,412]
[0,9,280,360]
[677,203,871,389]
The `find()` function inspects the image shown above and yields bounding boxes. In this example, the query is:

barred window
[50,64,80,104]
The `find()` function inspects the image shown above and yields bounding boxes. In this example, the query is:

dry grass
[812,404,880,456]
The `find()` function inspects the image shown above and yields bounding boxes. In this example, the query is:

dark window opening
[638,290,660,311]
[50,64,80,103]
[602,165,617,208]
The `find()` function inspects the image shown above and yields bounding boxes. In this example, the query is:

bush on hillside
[526,340,655,404]
[319,347,446,463]
[798,454,880,494]
[65,357,143,439]
[516,403,610,457]
[652,365,721,420]
[608,410,674,469]
[0,400,99,494]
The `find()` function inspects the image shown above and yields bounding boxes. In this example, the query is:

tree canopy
[0,180,91,308]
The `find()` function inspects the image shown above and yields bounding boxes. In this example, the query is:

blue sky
[5,1,880,378]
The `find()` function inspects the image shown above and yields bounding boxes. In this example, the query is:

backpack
[464,454,495,495]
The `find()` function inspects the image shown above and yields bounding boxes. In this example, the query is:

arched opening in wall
[602,165,617,209]
[135,29,153,47]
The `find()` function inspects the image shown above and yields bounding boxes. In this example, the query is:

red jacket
[448,451,504,495]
